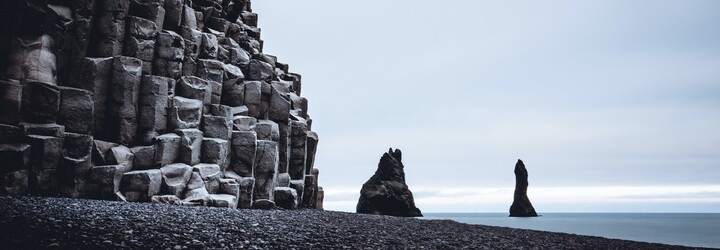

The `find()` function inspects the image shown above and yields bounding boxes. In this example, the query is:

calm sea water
[423,213,720,248]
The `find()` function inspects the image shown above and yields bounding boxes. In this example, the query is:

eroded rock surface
[357,148,422,217]
[0,0,321,210]
[509,159,538,217]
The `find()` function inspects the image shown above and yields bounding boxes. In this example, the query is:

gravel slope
[0,196,708,249]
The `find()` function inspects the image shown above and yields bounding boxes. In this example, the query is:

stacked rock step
[0,0,322,210]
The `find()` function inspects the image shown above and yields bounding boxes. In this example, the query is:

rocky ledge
[0,196,702,250]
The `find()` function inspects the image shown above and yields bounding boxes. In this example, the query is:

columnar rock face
[357,148,422,217]
[0,0,321,210]
[509,159,538,217]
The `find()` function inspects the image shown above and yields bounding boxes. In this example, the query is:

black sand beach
[0,196,709,249]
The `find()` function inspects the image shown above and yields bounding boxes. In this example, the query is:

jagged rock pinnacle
[356,148,422,217]
[509,159,538,217]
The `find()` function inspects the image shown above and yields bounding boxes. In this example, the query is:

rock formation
[0,0,322,210]
[509,159,538,217]
[357,148,422,217]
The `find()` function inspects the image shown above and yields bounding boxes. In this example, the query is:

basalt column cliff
[0,0,322,210]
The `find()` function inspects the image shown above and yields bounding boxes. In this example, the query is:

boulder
[273,187,298,209]
[176,76,211,105]
[38,139,75,196]
[154,30,185,62]
[223,63,243,82]
[130,146,155,170]
[243,81,262,118]
[238,176,255,208]
[163,0,184,30]
[290,180,304,203]
[57,156,92,198]
[153,133,181,167]
[65,1,96,85]
[246,59,274,81]
[300,174,317,209]
[160,163,192,197]
[221,79,244,107]
[305,131,319,175]
[201,138,230,171]
[356,148,422,217]
[76,57,113,136]
[62,132,93,161]
[153,58,183,79]
[177,129,203,165]
[182,57,197,77]
[277,173,290,187]
[107,56,142,145]
[219,178,240,197]
[197,59,224,83]
[254,120,279,141]
[316,186,324,210]
[192,163,222,194]
[230,131,256,177]
[168,97,203,130]
[27,135,63,170]
[124,16,158,72]
[94,5,129,56]
[199,33,219,59]
[57,87,94,134]
[289,121,307,180]
[232,116,256,131]
[268,86,291,122]
[208,194,237,208]
[120,169,162,202]
[209,81,222,106]
[253,140,278,201]
[209,104,234,118]
[92,140,118,166]
[277,122,290,173]
[21,82,60,124]
[129,0,166,32]
[137,75,171,144]
[183,172,209,205]
[509,159,539,217]
[181,26,202,60]
[108,145,135,169]
[202,115,232,140]
[86,165,125,200]
[153,30,184,78]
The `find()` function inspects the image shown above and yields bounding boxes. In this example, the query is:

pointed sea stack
[357,148,422,217]
[509,159,538,217]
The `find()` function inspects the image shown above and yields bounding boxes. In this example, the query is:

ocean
[423,213,720,248]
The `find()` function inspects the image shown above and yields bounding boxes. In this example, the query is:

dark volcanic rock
[1,196,696,250]
[0,0,322,211]
[357,148,422,217]
[509,159,538,217]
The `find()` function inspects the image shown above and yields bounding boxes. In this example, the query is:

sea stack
[357,148,422,217]
[509,159,538,217]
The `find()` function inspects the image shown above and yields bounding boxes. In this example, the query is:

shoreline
[421,212,720,248]
[1,196,712,249]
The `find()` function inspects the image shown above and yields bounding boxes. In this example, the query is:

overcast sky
[253,1,720,213]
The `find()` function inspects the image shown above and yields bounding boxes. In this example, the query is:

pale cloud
[323,185,720,213]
